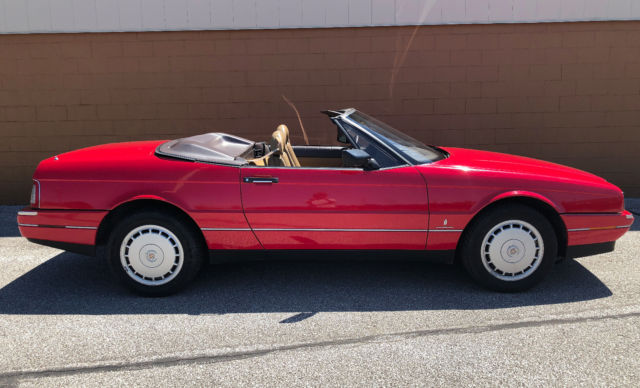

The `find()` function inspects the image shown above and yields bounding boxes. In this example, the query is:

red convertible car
[18,109,633,296]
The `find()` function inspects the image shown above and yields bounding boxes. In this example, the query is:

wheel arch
[458,193,568,259]
[95,197,206,250]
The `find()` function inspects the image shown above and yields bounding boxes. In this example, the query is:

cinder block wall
[1,21,639,204]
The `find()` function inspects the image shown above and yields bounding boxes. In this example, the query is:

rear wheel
[460,204,557,292]
[107,211,205,296]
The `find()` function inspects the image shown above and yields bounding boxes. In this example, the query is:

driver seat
[275,124,300,167]
[268,129,290,166]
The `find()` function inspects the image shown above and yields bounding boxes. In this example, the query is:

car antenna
[281,95,309,145]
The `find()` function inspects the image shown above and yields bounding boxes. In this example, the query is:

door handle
[243,177,279,184]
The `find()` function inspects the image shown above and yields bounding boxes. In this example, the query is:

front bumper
[17,207,107,249]
[562,210,634,247]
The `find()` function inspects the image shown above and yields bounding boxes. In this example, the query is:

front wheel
[460,204,558,292]
[106,211,205,296]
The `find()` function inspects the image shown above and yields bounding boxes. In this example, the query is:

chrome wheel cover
[480,220,544,281]
[120,225,184,286]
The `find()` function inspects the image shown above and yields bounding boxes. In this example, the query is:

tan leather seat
[276,124,300,167]
[248,125,300,167]
[248,155,268,166]
[268,128,290,166]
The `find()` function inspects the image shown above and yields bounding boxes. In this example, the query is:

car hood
[436,147,607,184]
[422,147,624,213]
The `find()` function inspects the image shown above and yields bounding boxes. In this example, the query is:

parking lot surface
[1,202,639,387]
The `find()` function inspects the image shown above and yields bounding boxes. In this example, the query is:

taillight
[30,180,40,208]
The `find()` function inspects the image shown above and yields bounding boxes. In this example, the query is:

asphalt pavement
[0,201,639,387]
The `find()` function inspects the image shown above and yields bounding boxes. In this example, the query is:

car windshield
[346,111,446,165]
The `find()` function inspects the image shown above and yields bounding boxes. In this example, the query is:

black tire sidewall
[106,211,205,296]
[461,205,558,292]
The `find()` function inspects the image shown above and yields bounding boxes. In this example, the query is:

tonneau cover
[156,133,254,165]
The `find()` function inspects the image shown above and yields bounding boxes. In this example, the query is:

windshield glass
[346,111,446,165]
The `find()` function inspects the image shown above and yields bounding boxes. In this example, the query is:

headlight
[30,180,40,208]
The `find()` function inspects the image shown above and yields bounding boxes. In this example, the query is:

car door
[239,165,429,250]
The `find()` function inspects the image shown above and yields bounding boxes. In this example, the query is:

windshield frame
[338,109,446,166]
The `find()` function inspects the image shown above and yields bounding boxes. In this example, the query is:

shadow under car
[0,251,612,316]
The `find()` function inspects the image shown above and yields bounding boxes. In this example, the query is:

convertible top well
[156,133,255,165]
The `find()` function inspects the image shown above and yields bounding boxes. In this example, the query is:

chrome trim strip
[202,228,252,231]
[18,211,38,216]
[563,212,629,216]
[17,223,97,230]
[568,225,632,232]
[240,164,411,171]
[202,227,464,233]
[253,228,426,232]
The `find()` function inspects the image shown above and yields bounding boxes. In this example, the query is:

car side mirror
[342,149,381,171]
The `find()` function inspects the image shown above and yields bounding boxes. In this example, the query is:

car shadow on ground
[0,206,22,238]
[0,252,612,316]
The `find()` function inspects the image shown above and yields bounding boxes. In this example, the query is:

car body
[18,109,634,295]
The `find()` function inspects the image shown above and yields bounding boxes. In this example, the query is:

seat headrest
[269,129,285,154]
[276,124,289,141]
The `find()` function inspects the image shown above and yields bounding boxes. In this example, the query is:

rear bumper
[17,207,106,249]
[562,211,634,247]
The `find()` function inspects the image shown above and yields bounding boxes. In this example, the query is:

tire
[460,204,558,292]
[106,210,205,296]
